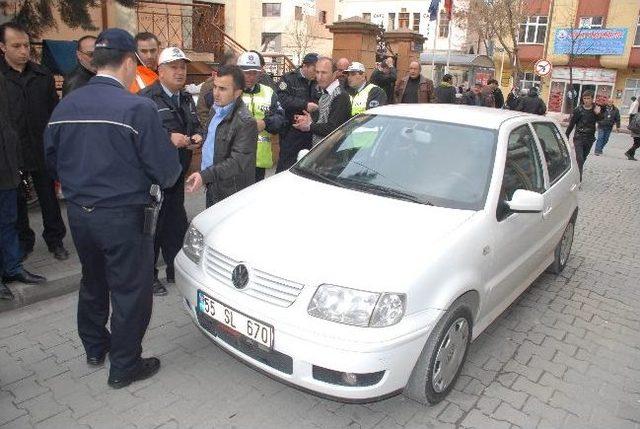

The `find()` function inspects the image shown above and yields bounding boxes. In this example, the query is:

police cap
[95,28,136,53]
[302,53,319,65]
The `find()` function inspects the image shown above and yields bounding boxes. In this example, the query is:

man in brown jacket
[394,61,435,104]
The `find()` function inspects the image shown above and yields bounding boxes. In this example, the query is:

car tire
[548,219,575,275]
[403,304,472,405]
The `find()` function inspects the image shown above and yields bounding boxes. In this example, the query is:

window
[635,16,640,46]
[399,12,410,29]
[518,16,548,44]
[295,6,302,21]
[438,10,450,38]
[413,13,421,31]
[579,16,603,29]
[518,72,541,90]
[262,3,281,17]
[319,10,327,24]
[362,12,371,21]
[261,33,281,51]
[388,13,396,30]
[532,123,571,184]
[501,125,545,205]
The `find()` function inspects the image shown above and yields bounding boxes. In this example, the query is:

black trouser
[630,114,636,125]
[573,133,595,179]
[626,136,640,157]
[154,175,188,281]
[255,167,266,182]
[67,203,153,379]
[276,130,311,173]
[17,169,66,252]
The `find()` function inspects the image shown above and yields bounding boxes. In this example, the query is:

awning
[419,52,495,68]
[41,40,78,75]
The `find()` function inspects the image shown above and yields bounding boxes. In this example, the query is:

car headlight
[183,224,204,264]
[308,285,406,327]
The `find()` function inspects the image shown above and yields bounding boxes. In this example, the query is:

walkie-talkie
[143,184,163,236]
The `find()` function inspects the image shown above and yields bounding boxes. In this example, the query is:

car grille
[203,247,304,307]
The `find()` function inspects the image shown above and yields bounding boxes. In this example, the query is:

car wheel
[404,305,472,405]
[548,219,575,275]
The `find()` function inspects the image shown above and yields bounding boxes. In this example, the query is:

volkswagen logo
[231,264,249,289]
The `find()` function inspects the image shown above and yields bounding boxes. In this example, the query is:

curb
[0,272,82,313]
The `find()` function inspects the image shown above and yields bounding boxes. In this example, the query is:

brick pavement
[1,132,639,428]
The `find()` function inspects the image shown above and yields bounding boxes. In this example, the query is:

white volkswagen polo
[175,104,579,404]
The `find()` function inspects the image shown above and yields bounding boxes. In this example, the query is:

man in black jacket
[292,57,351,146]
[0,22,69,261]
[276,53,319,172]
[185,65,258,207]
[62,35,96,97]
[566,90,603,179]
[594,97,620,155]
[0,73,46,300]
[370,57,397,103]
[488,79,504,108]
[515,87,546,115]
[139,47,203,296]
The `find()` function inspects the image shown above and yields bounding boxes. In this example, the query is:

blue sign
[553,28,628,55]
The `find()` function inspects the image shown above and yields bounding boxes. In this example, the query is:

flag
[444,0,453,18]
[428,0,441,21]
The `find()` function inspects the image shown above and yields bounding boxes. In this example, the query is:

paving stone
[460,409,511,429]
[482,382,528,409]
[2,376,50,404]
[492,402,540,428]
[17,391,70,424]
[0,390,28,425]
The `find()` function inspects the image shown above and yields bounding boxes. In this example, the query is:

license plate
[197,290,274,349]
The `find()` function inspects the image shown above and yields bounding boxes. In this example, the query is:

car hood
[193,172,476,293]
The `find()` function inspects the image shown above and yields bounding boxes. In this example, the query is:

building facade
[335,0,478,55]
[499,0,640,118]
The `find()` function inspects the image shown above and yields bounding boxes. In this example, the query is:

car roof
[366,104,535,130]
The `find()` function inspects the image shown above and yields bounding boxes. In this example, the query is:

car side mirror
[506,189,544,213]
[297,149,310,162]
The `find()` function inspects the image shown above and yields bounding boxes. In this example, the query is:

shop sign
[551,67,617,84]
[553,28,628,56]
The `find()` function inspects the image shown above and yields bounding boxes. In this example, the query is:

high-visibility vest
[129,66,158,93]
[242,84,275,169]
[350,83,377,117]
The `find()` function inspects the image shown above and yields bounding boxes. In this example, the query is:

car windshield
[292,114,497,210]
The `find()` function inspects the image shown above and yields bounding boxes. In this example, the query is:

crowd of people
[1,23,639,388]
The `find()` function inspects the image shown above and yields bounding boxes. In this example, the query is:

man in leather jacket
[62,35,96,97]
[185,65,258,207]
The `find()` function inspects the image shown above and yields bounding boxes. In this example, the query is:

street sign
[534,59,553,77]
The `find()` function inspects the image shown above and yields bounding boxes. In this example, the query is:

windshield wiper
[292,166,346,189]
[340,179,432,205]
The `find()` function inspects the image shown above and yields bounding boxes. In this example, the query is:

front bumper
[174,251,444,401]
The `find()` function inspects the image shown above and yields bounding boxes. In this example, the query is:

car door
[530,122,578,255]
[485,123,548,315]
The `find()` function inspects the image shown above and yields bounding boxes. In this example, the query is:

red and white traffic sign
[534,59,553,77]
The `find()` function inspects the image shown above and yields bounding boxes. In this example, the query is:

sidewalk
[0,192,207,313]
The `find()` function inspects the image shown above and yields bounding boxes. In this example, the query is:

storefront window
[595,85,612,105]
[548,81,565,113]
[518,72,541,90]
[635,16,640,46]
[622,79,640,112]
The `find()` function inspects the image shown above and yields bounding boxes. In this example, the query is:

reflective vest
[129,66,158,93]
[350,83,377,116]
[242,84,275,169]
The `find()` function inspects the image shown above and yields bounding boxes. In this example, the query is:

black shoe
[153,279,167,296]
[0,283,14,301]
[3,270,47,284]
[166,277,175,284]
[625,152,637,161]
[108,357,160,389]
[87,350,109,366]
[50,245,70,261]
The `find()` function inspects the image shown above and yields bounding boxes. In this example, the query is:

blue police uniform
[43,30,181,384]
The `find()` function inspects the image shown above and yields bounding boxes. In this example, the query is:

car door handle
[543,207,553,217]
[570,183,578,192]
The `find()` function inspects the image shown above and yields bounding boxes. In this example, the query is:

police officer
[44,28,181,389]
[275,53,319,172]
[237,51,286,181]
[346,62,387,116]
[139,47,203,296]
